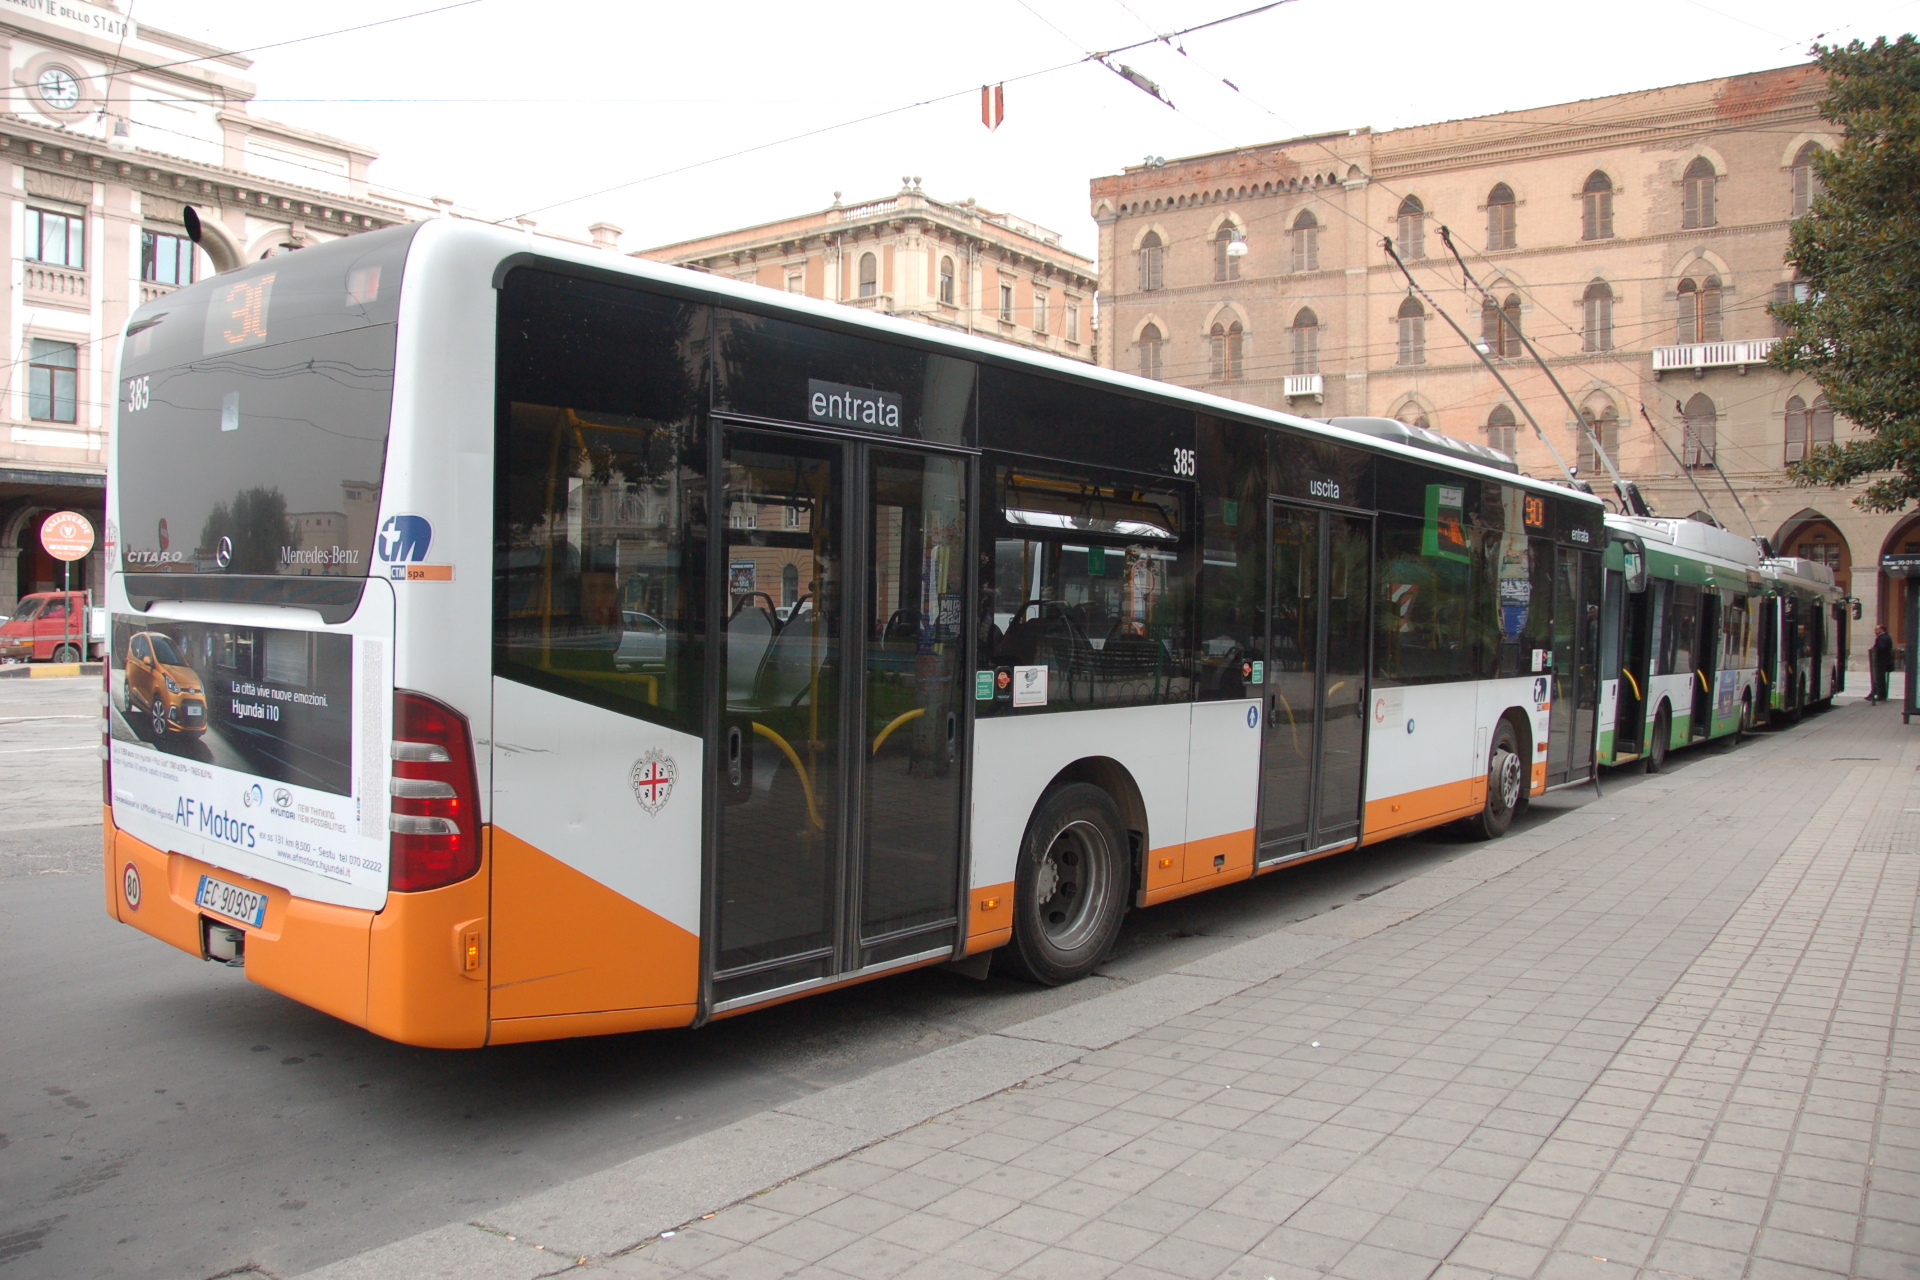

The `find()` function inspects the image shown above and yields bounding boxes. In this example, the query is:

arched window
[1784,395,1808,464]
[1580,402,1620,475]
[858,251,877,298]
[1214,224,1241,281]
[1209,320,1244,380]
[1396,195,1425,259]
[1810,394,1834,451]
[1582,171,1615,240]
[1291,209,1320,273]
[1582,280,1614,352]
[1791,143,1824,217]
[782,563,800,607]
[938,256,955,305]
[1487,183,1517,250]
[1138,323,1164,379]
[1481,292,1523,357]
[1138,231,1164,291]
[1487,404,1517,456]
[1676,275,1723,343]
[1397,295,1426,365]
[1396,405,1431,430]
[1291,307,1319,374]
[1682,393,1717,468]
[1682,157,1717,229]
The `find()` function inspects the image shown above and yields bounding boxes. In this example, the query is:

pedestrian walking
[1870,624,1893,703]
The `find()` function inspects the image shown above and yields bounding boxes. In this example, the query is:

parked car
[613,610,669,672]
[124,630,208,738]
[0,591,94,663]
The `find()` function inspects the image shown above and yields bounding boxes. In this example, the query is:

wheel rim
[1491,748,1522,813]
[152,703,167,737]
[1035,819,1111,951]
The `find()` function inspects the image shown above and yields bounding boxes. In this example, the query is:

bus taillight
[388,690,482,892]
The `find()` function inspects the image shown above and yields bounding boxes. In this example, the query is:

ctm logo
[377,515,432,564]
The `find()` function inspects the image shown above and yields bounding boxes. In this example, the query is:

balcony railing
[1652,337,1779,375]
[845,293,894,312]
[139,280,179,305]
[1283,373,1324,400]
[23,264,86,307]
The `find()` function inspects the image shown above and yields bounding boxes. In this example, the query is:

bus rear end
[101,224,491,1048]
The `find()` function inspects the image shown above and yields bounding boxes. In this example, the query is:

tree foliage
[1774,35,1920,511]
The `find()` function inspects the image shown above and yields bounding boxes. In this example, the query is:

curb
[0,662,100,679]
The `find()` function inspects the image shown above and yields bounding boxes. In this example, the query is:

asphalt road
[0,672,1764,1280]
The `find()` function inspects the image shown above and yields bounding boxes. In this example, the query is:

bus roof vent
[1318,417,1519,474]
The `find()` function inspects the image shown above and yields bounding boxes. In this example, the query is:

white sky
[130,0,1917,259]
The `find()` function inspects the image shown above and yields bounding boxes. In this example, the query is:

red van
[0,591,95,663]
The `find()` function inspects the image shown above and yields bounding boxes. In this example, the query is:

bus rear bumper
[101,807,490,1048]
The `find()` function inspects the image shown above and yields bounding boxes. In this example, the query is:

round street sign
[41,510,94,561]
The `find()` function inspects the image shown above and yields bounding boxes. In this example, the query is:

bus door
[1258,501,1369,862]
[1546,547,1600,786]
[1615,573,1651,757]
[1757,594,1779,711]
[713,426,972,1008]
[1781,593,1804,713]
[1690,591,1721,740]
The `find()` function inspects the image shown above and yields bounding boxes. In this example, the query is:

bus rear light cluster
[388,690,481,892]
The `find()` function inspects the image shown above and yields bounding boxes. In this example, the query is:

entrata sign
[40,511,94,561]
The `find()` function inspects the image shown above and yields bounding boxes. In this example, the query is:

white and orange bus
[101,221,1605,1046]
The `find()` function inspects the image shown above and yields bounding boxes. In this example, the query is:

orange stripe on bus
[489,1005,696,1044]
[366,836,490,1048]
[1362,779,1481,845]
[965,880,1015,955]
[488,826,698,1024]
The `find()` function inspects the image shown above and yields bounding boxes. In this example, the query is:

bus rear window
[114,226,418,594]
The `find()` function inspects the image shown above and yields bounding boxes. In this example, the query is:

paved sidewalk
[304,704,1919,1280]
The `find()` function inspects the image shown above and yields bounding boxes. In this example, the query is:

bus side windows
[1376,513,1475,685]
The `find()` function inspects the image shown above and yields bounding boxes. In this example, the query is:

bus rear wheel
[1647,707,1671,773]
[1001,783,1128,986]
[1460,720,1524,841]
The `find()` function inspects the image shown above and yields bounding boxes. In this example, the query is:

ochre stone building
[1090,65,1899,664]
[641,179,1097,363]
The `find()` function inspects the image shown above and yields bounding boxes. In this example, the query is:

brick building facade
[1090,65,1900,664]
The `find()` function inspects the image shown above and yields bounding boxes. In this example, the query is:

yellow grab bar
[1621,669,1641,700]
[751,721,824,830]
[871,707,926,756]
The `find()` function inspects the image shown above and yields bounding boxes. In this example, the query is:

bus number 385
[1172,446,1196,477]
[125,376,150,412]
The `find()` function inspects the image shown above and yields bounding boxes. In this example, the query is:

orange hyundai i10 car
[125,630,208,738]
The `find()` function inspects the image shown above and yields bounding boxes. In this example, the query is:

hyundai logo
[215,535,233,569]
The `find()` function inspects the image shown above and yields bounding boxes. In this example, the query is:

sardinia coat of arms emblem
[629,748,678,815]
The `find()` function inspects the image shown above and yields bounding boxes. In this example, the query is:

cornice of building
[1374,81,1825,177]
[0,112,405,225]
[642,187,1092,274]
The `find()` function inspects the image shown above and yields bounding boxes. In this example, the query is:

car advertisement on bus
[107,613,390,898]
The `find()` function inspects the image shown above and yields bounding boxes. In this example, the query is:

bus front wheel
[1461,720,1524,841]
[1647,707,1671,773]
[1002,783,1129,986]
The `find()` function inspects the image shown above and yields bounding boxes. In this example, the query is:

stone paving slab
[297,703,1918,1280]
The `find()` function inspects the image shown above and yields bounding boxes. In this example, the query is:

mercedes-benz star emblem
[215,535,233,569]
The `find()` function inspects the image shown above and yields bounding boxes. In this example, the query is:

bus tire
[1647,706,1671,773]
[1001,783,1129,986]
[1737,693,1751,740]
[1461,720,1524,841]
